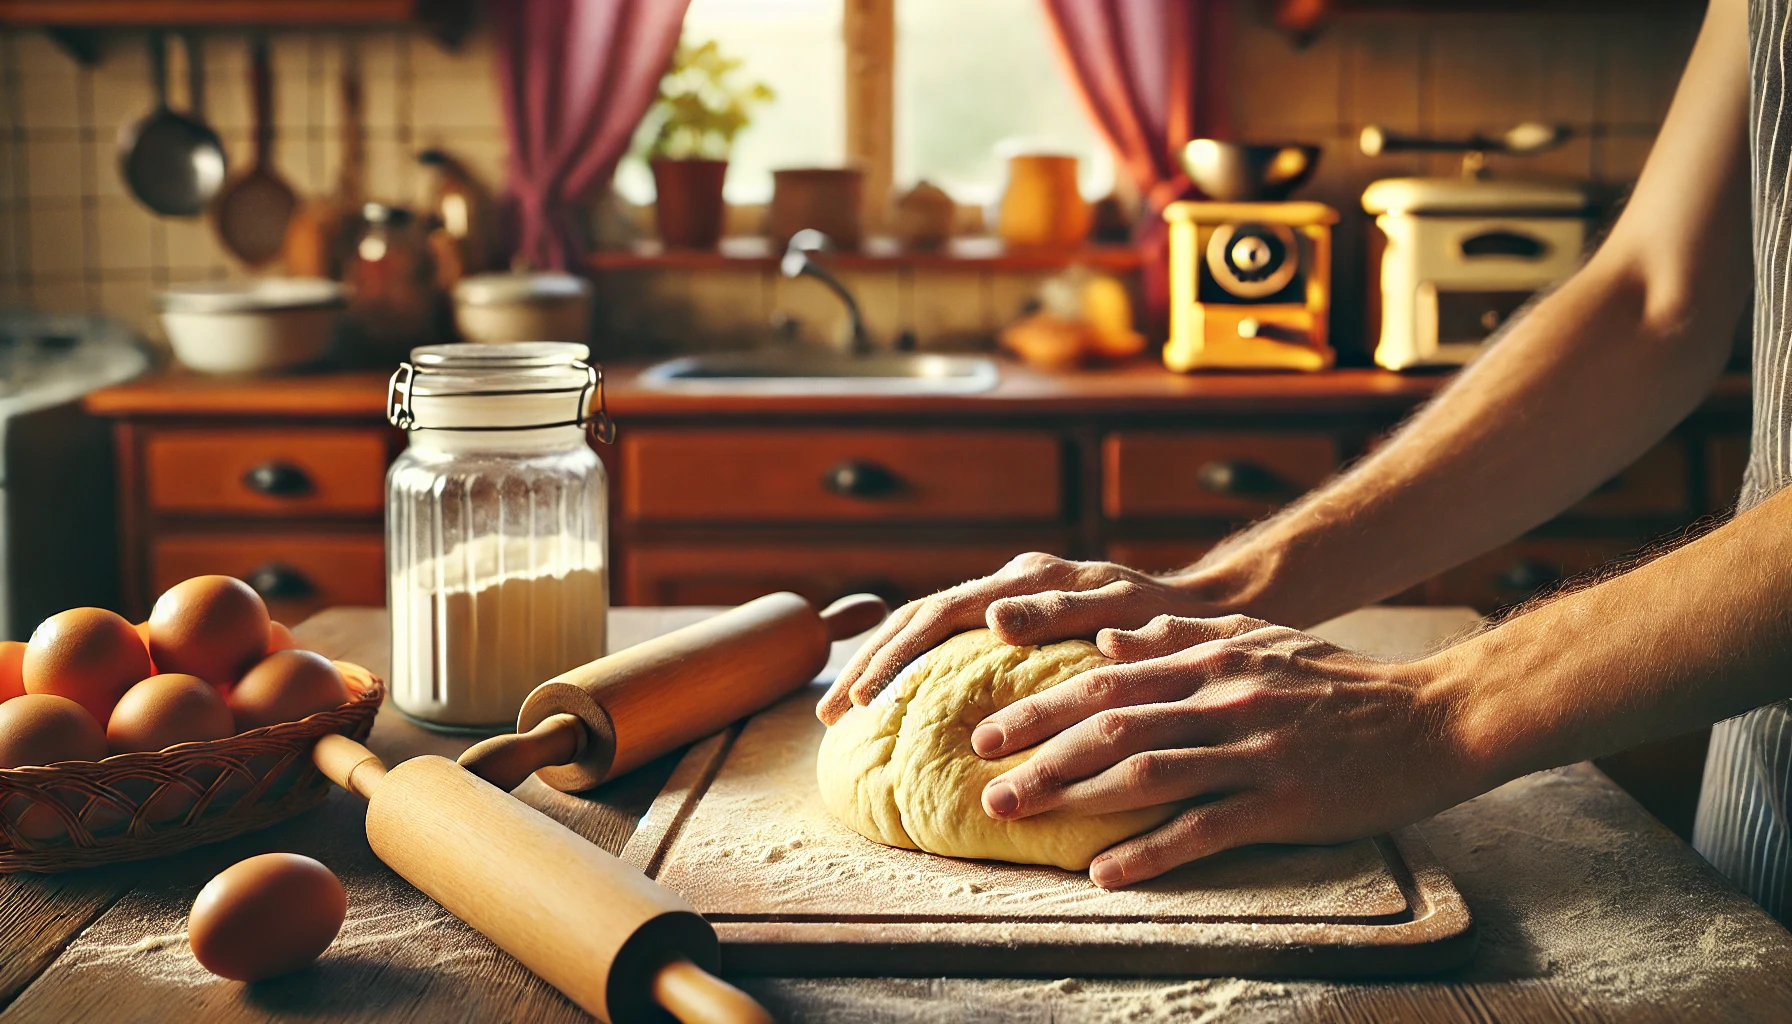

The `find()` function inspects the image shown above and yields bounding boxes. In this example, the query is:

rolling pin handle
[651,957,774,1024]
[456,713,587,791]
[313,733,388,800]
[819,593,888,641]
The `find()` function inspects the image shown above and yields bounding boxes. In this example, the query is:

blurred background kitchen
[0,1,1695,356]
[0,0,1728,830]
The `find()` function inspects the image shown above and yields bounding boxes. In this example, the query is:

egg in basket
[0,576,382,872]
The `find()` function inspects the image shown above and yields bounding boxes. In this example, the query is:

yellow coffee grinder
[1163,141,1337,372]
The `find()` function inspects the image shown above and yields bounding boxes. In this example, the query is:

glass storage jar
[385,341,613,730]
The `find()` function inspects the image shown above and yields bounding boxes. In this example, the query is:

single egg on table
[148,576,270,688]
[24,608,153,723]
[106,674,235,755]
[188,852,347,982]
[228,651,351,732]
[0,640,25,702]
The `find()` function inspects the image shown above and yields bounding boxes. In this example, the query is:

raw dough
[817,629,1179,871]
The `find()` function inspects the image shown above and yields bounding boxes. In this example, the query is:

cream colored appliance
[1365,177,1588,370]
[1358,122,1589,370]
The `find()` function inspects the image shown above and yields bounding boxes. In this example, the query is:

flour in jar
[389,534,607,727]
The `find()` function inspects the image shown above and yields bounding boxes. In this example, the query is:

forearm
[1431,483,1792,792]
[1172,0,1749,629]
[1186,257,1737,628]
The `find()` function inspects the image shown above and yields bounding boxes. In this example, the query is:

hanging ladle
[117,30,227,217]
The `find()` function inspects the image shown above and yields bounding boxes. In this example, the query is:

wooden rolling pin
[460,591,887,793]
[313,734,771,1024]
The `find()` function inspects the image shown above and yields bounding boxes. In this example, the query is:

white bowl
[158,278,345,375]
[452,272,592,345]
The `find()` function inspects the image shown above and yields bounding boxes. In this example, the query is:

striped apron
[1690,0,1792,924]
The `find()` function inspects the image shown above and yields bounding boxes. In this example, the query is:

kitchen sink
[637,351,1000,395]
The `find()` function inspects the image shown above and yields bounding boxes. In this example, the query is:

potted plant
[642,39,773,250]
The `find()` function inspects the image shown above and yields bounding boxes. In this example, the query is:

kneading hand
[971,614,1477,889]
[818,553,1224,725]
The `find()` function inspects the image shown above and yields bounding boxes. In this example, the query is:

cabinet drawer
[1103,432,1338,519]
[623,429,1063,523]
[145,428,388,517]
[623,539,1066,608]
[150,532,385,625]
[1425,538,1637,614]
[1568,440,1690,517]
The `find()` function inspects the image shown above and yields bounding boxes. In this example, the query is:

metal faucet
[780,229,871,355]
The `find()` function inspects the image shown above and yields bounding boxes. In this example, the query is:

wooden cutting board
[621,608,1478,978]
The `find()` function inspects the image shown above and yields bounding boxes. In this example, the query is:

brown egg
[24,608,154,723]
[105,674,235,755]
[266,621,298,655]
[148,576,270,688]
[227,651,350,731]
[0,693,106,767]
[0,641,25,702]
[188,853,346,981]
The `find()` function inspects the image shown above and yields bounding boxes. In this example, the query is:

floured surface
[652,684,1408,922]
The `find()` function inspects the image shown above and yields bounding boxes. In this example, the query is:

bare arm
[972,477,1792,888]
[1190,0,1752,627]
[819,0,1752,724]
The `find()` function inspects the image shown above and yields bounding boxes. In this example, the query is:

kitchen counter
[0,605,1787,1023]
[83,360,1754,420]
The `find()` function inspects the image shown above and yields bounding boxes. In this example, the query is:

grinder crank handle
[311,734,771,1024]
[459,593,889,791]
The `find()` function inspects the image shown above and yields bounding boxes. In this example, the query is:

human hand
[817,553,1226,726]
[971,614,1477,889]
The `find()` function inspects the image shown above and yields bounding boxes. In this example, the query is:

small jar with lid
[385,342,613,730]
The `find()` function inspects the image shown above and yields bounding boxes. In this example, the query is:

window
[895,0,1112,205]
[617,0,1109,218]
[615,0,847,206]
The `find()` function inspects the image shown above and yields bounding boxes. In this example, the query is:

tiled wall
[0,27,507,341]
[0,3,1703,358]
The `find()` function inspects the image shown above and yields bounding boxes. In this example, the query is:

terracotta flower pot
[652,158,729,250]
[770,168,864,251]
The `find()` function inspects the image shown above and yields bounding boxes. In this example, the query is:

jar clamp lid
[386,341,616,443]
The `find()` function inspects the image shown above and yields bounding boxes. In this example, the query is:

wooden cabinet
[86,366,1750,620]
[624,429,1062,523]
[1103,432,1338,520]
[145,428,388,517]
[150,531,385,626]
[1423,537,1641,612]
[624,538,1066,609]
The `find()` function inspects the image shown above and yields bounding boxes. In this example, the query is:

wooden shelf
[0,0,474,47]
[588,236,1143,275]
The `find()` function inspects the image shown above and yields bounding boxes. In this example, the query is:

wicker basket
[0,662,383,873]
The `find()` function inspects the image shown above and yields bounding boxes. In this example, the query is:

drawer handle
[1494,559,1563,595]
[1194,460,1293,500]
[242,461,314,498]
[823,459,901,499]
[245,563,317,601]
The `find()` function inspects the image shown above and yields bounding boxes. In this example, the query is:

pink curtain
[491,0,690,270]
[1041,0,1232,338]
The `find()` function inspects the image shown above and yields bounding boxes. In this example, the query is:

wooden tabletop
[1,606,1789,1023]
[79,360,1757,422]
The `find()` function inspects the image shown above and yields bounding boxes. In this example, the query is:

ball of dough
[817,629,1178,871]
